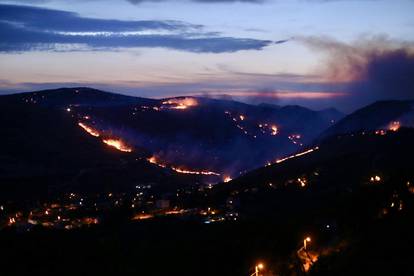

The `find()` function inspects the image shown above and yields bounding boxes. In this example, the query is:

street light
[250,263,264,276]
[304,237,311,250]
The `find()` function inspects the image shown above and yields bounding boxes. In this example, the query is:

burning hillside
[161,98,198,110]
[102,139,133,153]
[77,121,133,153]
[389,121,401,131]
[78,122,100,137]
[37,88,347,178]
[266,146,320,166]
[147,156,220,176]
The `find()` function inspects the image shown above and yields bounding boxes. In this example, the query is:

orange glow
[147,156,167,168]
[223,176,232,183]
[271,125,279,136]
[162,98,198,110]
[78,122,100,137]
[103,139,132,152]
[389,121,401,131]
[171,166,220,176]
[147,156,220,176]
[274,147,319,165]
[132,213,154,220]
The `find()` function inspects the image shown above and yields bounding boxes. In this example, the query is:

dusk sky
[1,0,413,111]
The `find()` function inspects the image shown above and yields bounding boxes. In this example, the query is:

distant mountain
[0,87,155,107]
[317,107,344,124]
[320,100,414,139]
[0,87,341,177]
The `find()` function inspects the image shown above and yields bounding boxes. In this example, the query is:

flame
[147,156,166,168]
[78,122,100,137]
[171,166,220,176]
[223,176,232,183]
[162,98,198,110]
[103,139,132,152]
[132,213,154,220]
[271,147,319,165]
[147,156,220,176]
[271,125,279,136]
[389,121,400,131]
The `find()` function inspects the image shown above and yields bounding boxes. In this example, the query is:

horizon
[1,0,414,112]
[2,85,414,114]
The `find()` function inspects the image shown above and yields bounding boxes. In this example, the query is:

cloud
[0,4,274,53]
[298,35,414,109]
[127,0,263,3]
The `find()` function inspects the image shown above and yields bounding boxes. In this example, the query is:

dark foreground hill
[208,127,414,275]
[1,124,413,275]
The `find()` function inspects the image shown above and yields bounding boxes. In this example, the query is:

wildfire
[271,125,279,136]
[147,156,220,176]
[271,147,319,165]
[223,176,232,183]
[103,139,133,152]
[162,98,198,110]
[147,156,166,168]
[389,121,401,131]
[78,122,100,137]
[171,167,220,176]
[132,213,154,220]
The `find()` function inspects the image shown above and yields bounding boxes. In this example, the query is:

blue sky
[0,0,413,111]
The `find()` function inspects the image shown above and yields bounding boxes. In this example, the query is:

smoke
[298,35,414,110]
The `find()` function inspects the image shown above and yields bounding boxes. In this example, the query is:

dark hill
[0,97,203,201]
[320,100,414,138]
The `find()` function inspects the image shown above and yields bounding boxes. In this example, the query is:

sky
[0,0,413,111]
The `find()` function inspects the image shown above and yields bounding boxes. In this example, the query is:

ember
[78,122,100,137]
[171,167,220,176]
[271,147,319,165]
[389,121,401,131]
[103,139,132,152]
[162,98,198,110]
[147,156,220,176]
[223,176,232,183]
[271,125,279,136]
[147,156,166,168]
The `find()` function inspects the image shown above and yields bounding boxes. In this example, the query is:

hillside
[0,87,343,178]
[320,100,414,139]
[0,95,205,201]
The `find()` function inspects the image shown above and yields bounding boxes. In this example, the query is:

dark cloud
[299,36,414,110]
[0,4,273,53]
